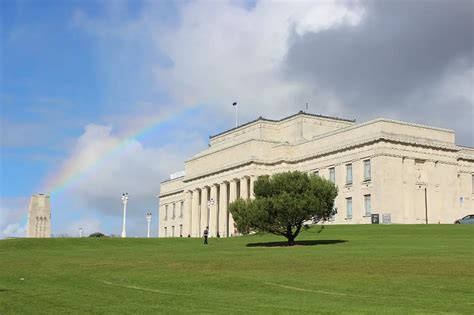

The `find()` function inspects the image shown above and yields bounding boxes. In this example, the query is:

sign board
[382,213,391,224]
[371,214,379,224]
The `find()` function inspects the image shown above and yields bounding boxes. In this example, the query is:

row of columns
[185,176,256,237]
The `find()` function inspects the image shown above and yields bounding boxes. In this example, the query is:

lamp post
[207,198,214,234]
[79,227,83,238]
[121,193,129,238]
[146,211,152,238]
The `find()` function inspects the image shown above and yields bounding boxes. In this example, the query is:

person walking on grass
[203,226,209,245]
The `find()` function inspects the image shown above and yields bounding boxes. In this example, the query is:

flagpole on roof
[233,102,238,127]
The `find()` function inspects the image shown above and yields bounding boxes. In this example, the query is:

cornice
[161,175,185,184]
[304,118,454,146]
[181,134,460,183]
[159,189,184,199]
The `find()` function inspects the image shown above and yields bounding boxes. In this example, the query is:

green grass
[1,225,473,314]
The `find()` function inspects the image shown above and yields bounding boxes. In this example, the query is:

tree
[229,171,338,246]
[88,232,106,237]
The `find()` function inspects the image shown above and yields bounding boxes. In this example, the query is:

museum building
[158,111,474,237]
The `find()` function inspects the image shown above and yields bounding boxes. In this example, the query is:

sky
[1,0,473,238]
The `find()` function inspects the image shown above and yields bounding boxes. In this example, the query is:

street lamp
[146,211,152,238]
[121,193,129,238]
[79,227,83,238]
[207,198,214,234]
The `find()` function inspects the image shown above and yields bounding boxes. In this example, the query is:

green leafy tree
[229,171,338,246]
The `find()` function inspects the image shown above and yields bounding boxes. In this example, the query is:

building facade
[158,112,474,237]
[27,194,51,238]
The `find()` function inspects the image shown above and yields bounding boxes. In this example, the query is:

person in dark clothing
[203,226,209,245]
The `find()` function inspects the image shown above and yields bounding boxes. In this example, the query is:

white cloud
[72,0,365,123]
[2,223,26,238]
[153,0,365,119]
[0,197,29,239]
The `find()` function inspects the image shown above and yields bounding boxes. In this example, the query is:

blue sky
[1,0,472,238]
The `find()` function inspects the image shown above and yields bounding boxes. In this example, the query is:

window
[164,227,167,237]
[179,224,183,236]
[364,194,372,216]
[329,167,335,183]
[164,205,168,221]
[346,198,352,219]
[364,159,371,181]
[172,226,175,237]
[172,203,176,219]
[180,201,184,218]
[346,164,353,185]
[313,170,319,177]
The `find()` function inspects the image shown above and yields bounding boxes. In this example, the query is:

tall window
[346,164,353,185]
[346,197,352,219]
[329,167,336,183]
[164,205,168,221]
[164,227,167,237]
[179,224,183,236]
[172,226,175,237]
[364,194,372,216]
[364,159,371,181]
[180,201,184,218]
[172,203,176,219]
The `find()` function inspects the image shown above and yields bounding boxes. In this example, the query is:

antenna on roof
[305,102,309,112]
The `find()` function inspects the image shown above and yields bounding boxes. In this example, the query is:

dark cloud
[285,0,473,145]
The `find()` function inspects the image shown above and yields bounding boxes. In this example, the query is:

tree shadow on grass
[246,239,347,247]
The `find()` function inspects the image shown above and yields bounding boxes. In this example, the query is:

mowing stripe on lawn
[266,282,347,296]
[101,280,173,295]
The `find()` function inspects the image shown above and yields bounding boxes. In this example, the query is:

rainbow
[42,106,201,196]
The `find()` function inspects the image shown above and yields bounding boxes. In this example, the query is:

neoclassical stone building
[158,112,474,237]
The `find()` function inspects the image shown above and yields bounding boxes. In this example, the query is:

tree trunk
[287,234,296,246]
[286,225,296,246]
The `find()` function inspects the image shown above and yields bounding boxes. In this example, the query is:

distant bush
[88,232,106,238]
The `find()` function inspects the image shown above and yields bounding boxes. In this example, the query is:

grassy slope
[0,225,473,314]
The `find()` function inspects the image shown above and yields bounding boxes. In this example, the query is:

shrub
[88,232,106,238]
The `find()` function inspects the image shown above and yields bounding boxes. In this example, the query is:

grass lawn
[1,225,473,314]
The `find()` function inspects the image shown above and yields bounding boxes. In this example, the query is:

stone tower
[27,194,51,238]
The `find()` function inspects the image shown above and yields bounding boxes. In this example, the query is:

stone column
[229,179,237,236]
[209,184,218,237]
[249,176,256,199]
[200,186,209,235]
[185,191,192,237]
[241,177,249,199]
[191,189,200,237]
[219,182,227,237]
